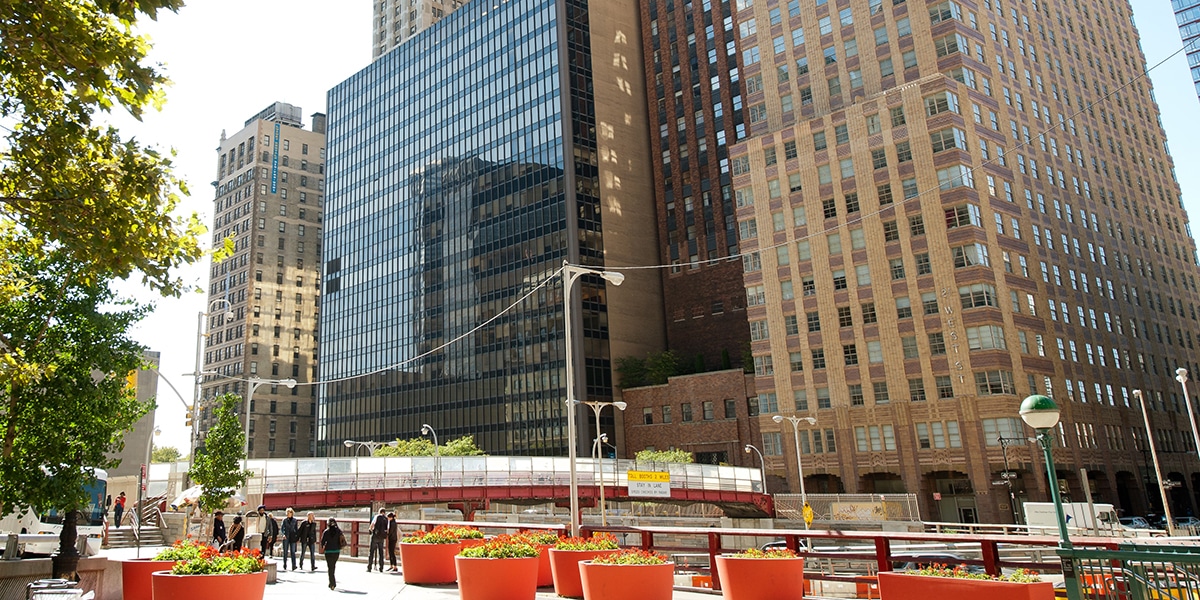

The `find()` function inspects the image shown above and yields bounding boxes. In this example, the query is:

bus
[0,468,108,556]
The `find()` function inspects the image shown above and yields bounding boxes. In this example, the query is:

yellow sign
[802,503,815,526]
[627,470,670,482]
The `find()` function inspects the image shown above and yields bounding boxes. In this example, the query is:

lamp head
[744,445,752,454]
[1019,394,1061,430]
[803,416,817,425]
[601,271,625,286]
[612,401,627,411]
[343,440,354,448]
[387,441,399,448]
[772,415,784,424]
[599,433,608,442]
[282,378,297,389]
[421,424,432,435]
[223,311,235,321]
[1177,368,1189,383]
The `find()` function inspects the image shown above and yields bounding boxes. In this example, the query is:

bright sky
[110,0,1200,454]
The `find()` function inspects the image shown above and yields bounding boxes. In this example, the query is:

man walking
[297,511,318,571]
[280,508,299,569]
[261,511,279,557]
[367,507,387,572]
[211,510,227,549]
[113,492,126,528]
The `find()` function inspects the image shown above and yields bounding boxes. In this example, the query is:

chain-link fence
[774,493,920,523]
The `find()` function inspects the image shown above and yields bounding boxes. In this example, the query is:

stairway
[105,525,166,549]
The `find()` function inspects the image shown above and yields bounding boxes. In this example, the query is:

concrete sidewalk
[104,546,721,599]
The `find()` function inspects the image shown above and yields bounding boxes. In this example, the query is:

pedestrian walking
[211,510,227,548]
[280,508,299,569]
[367,507,387,572]
[113,492,126,528]
[228,516,245,551]
[261,512,279,557]
[386,512,399,571]
[319,517,346,590]
[297,512,318,571]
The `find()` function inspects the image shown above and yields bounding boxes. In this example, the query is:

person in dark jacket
[386,512,399,571]
[260,512,279,557]
[297,511,318,571]
[367,507,387,572]
[319,517,344,590]
[280,508,299,570]
[228,516,245,551]
[211,510,227,548]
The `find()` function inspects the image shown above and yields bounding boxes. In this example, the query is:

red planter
[535,544,554,587]
[715,555,805,600]
[548,548,619,598]
[579,561,675,600]
[455,556,539,600]
[150,570,267,600]
[877,572,1055,600]
[120,559,178,600]
[400,542,462,584]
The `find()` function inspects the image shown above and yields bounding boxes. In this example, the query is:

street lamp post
[996,436,1028,524]
[578,400,626,527]
[135,426,161,558]
[343,439,399,456]
[1019,394,1080,600]
[1133,390,1177,536]
[773,414,817,529]
[421,424,439,484]
[242,377,296,497]
[561,261,625,536]
[190,299,234,482]
[744,445,767,493]
[1174,369,1200,464]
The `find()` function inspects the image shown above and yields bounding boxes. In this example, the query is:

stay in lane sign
[627,470,671,498]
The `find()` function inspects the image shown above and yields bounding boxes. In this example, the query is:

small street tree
[375,435,487,457]
[635,449,694,463]
[151,446,182,463]
[187,394,250,512]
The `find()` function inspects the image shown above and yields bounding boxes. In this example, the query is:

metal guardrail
[1063,543,1200,600]
[776,494,921,522]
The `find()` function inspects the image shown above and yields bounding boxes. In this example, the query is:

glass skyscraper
[1175,0,1200,101]
[322,0,664,455]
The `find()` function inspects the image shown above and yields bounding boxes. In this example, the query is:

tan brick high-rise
[720,0,1200,522]
[372,0,464,59]
[197,102,324,459]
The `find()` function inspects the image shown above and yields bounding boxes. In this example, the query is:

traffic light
[185,406,194,428]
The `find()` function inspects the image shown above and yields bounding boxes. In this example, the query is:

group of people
[208,505,399,590]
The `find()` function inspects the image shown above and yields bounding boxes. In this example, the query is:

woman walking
[297,512,319,571]
[228,515,245,551]
[319,517,345,590]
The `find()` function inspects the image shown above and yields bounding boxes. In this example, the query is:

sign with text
[627,470,671,498]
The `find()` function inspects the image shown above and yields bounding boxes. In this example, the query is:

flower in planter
[554,532,619,551]
[153,539,208,561]
[907,563,1042,583]
[450,526,484,540]
[403,525,464,544]
[589,549,669,565]
[729,548,799,559]
[458,534,540,559]
[169,545,266,575]
[514,530,561,545]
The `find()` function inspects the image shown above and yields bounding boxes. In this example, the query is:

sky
[110,0,1200,453]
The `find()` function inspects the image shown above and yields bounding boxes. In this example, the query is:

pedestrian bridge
[224,456,772,519]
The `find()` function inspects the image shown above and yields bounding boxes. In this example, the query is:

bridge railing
[242,456,763,497]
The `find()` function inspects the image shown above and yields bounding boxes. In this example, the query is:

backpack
[371,515,388,538]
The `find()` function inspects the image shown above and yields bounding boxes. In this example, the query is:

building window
[643,408,653,425]
[681,403,693,422]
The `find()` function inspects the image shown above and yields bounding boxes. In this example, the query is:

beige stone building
[372,0,465,59]
[723,0,1200,522]
[196,102,325,459]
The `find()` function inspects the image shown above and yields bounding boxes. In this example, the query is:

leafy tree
[635,449,694,463]
[0,0,209,296]
[375,435,487,457]
[0,250,150,518]
[151,445,182,463]
[615,355,649,389]
[645,351,680,385]
[187,394,250,511]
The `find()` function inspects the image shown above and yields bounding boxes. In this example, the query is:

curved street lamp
[343,439,399,456]
[561,261,625,536]
[1019,394,1080,600]
[1132,390,1177,536]
[190,299,234,460]
[421,424,440,484]
[744,444,766,493]
[773,414,816,529]
[577,400,626,527]
[1174,369,1200,463]
[241,377,297,498]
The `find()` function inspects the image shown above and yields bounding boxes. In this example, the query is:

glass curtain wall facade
[322,0,637,456]
[729,0,1200,521]
[1174,0,1200,101]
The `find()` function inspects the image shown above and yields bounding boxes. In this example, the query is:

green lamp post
[1019,394,1080,600]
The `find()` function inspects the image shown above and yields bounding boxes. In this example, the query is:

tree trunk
[51,509,80,580]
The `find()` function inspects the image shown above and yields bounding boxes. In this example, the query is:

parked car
[1173,516,1200,528]
[760,540,807,552]
[892,553,987,575]
[1119,516,1151,529]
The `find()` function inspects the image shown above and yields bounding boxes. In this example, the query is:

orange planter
[548,548,620,598]
[714,556,805,600]
[150,570,267,600]
[400,542,462,584]
[579,561,675,600]
[877,572,1055,600]
[455,556,539,600]
[535,544,554,587]
[121,559,178,600]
